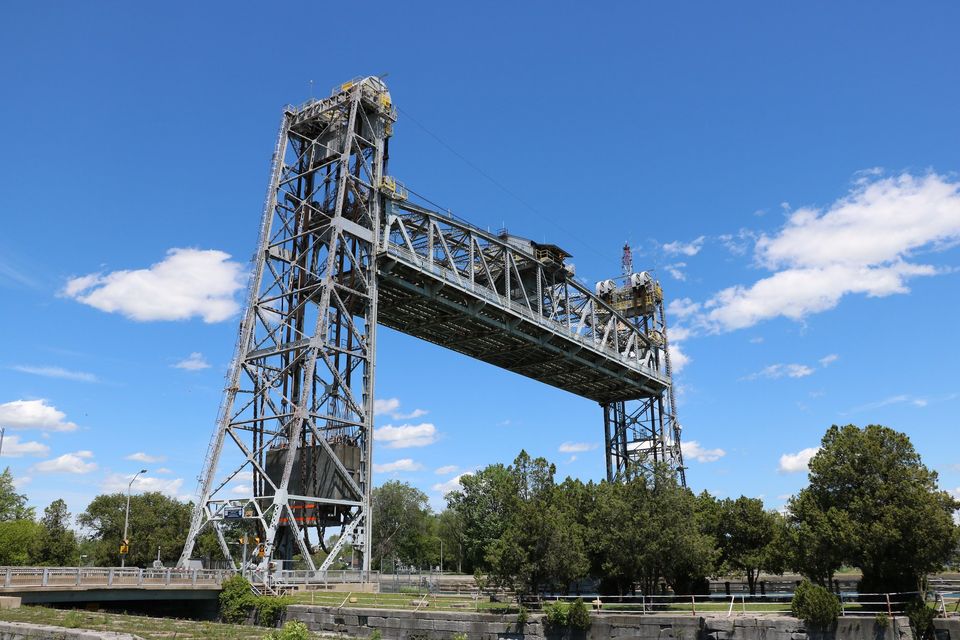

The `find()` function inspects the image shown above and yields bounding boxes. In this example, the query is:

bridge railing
[0,566,232,589]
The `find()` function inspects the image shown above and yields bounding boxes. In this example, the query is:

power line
[396,105,611,264]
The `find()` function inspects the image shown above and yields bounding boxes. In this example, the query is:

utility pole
[121,469,147,568]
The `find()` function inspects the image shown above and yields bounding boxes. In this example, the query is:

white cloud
[778,447,820,473]
[230,484,252,496]
[667,298,701,320]
[11,365,98,383]
[681,440,726,463]
[662,236,706,256]
[373,458,423,473]
[558,442,597,453]
[154,467,173,475]
[101,473,184,497]
[63,248,246,323]
[0,435,50,458]
[841,393,946,415]
[434,465,458,475]
[173,352,210,370]
[697,172,960,332]
[373,398,400,416]
[818,354,839,367]
[948,487,960,500]
[374,423,437,449]
[665,262,687,281]
[744,363,815,380]
[125,452,165,463]
[669,342,690,373]
[13,476,31,489]
[34,450,97,474]
[432,472,471,496]
[0,399,78,431]
[373,398,427,420]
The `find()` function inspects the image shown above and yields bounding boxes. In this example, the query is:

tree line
[0,469,222,568]
[0,422,955,594]
[373,424,960,595]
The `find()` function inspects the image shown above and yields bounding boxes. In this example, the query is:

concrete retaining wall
[0,621,141,639]
[934,619,960,640]
[286,606,914,640]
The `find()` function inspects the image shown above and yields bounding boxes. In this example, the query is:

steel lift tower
[179,77,685,574]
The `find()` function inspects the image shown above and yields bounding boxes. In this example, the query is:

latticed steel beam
[180,78,394,573]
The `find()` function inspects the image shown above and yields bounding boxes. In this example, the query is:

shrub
[516,606,528,626]
[257,595,292,627]
[543,601,569,628]
[791,581,840,629]
[62,611,84,629]
[219,574,257,623]
[371,630,383,640]
[904,599,937,640]
[452,634,468,640]
[265,620,310,640]
[874,612,890,628]
[567,598,591,630]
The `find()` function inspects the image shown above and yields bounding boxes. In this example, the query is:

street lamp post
[121,469,147,568]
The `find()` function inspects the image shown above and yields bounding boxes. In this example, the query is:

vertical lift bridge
[179,77,685,573]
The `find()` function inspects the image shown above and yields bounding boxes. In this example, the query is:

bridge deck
[378,202,669,404]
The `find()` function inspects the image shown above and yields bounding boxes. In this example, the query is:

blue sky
[1,2,959,522]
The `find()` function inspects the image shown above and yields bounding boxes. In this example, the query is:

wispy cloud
[374,398,428,420]
[374,423,438,449]
[373,458,423,473]
[662,236,706,257]
[681,440,726,463]
[743,363,815,380]
[558,442,597,453]
[125,452,165,464]
[173,352,210,370]
[11,365,98,383]
[818,354,839,367]
[434,465,458,475]
[841,392,957,415]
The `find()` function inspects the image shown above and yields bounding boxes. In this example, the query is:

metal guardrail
[537,590,951,618]
[0,566,231,589]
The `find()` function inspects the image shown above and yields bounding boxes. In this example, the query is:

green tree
[589,469,716,595]
[0,519,43,565]
[78,491,196,567]
[0,467,34,521]
[37,499,79,565]
[371,481,435,570]
[485,452,589,595]
[436,507,465,572]
[713,496,782,594]
[788,424,959,592]
[446,463,519,573]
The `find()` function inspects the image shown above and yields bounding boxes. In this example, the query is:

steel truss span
[179,77,685,573]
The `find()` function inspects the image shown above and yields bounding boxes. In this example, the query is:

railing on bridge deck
[0,566,232,589]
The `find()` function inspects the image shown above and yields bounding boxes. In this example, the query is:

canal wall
[285,605,914,640]
[0,620,141,639]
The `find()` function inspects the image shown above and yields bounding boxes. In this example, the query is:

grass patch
[0,606,334,639]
